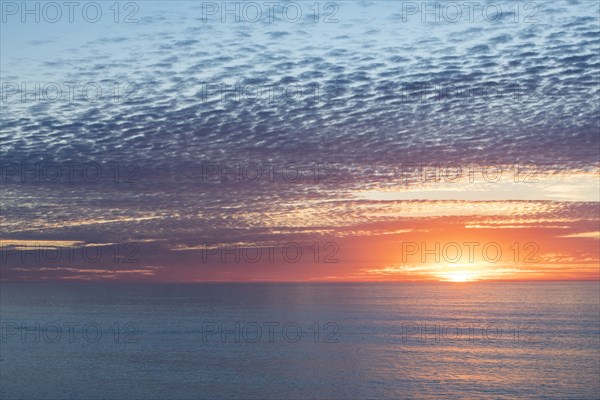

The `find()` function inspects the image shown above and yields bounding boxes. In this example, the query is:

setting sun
[438,270,480,282]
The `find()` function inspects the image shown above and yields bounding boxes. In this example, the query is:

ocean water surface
[1,282,598,399]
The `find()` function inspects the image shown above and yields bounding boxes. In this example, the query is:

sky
[1,0,599,282]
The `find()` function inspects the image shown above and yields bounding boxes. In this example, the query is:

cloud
[1,0,598,280]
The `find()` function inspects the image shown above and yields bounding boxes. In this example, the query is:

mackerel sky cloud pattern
[1,0,598,281]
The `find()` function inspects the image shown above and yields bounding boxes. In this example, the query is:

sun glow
[438,270,480,282]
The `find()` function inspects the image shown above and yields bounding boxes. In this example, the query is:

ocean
[1,282,598,399]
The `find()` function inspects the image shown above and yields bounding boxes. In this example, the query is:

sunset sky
[1,0,598,282]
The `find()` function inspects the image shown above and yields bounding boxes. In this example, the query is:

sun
[438,270,480,282]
